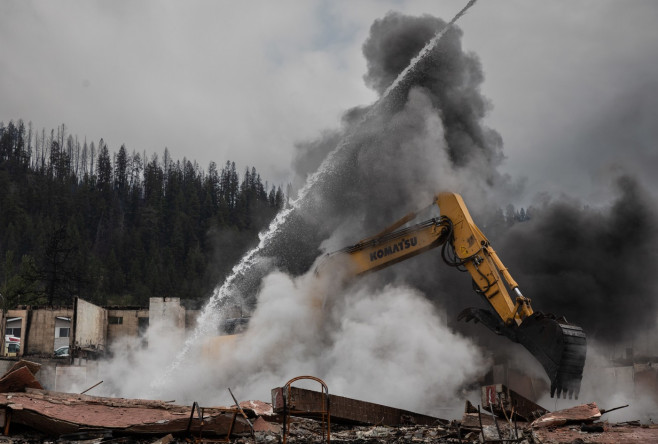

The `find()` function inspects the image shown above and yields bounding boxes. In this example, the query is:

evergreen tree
[0,120,287,307]
[96,139,112,190]
[115,144,128,195]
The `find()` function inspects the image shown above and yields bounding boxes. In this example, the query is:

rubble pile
[0,365,656,443]
[254,417,484,443]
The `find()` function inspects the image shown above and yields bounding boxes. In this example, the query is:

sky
[2,0,658,206]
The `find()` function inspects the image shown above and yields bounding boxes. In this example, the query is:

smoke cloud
[292,12,511,204]
[497,175,658,343]
[95,263,487,415]
[535,341,658,423]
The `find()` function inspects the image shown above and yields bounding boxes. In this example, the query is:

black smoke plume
[497,176,658,343]
[293,12,505,190]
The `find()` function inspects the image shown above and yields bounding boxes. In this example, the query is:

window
[109,316,123,325]
[58,327,70,338]
[138,317,149,336]
[5,327,21,338]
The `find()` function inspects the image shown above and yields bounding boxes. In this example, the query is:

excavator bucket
[515,313,587,399]
[459,308,587,399]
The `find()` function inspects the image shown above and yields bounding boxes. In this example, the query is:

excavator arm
[326,192,586,399]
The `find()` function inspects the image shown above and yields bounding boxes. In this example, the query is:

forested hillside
[0,119,286,309]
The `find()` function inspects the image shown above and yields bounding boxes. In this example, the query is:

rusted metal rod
[477,405,485,442]
[186,401,203,435]
[601,404,629,415]
[80,380,103,394]
[228,387,254,434]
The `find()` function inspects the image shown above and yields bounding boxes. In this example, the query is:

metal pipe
[80,380,103,395]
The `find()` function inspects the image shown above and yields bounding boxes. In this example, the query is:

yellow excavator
[323,192,587,399]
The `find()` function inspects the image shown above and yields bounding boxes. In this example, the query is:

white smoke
[534,341,658,424]
[88,260,487,417]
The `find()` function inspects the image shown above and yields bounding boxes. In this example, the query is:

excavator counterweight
[326,192,587,398]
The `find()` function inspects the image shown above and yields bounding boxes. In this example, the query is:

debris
[0,366,43,393]
[80,379,103,394]
[461,400,499,430]
[5,360,41,377]
[272,383,443,426]
[259,415,466,444]
[277,376,330,444]
[229,386,254,433]
[581,423,605,433]
[150,433,174,444]
[600,404,629,415]
[531,402,601,428]
[460,409,496,429]
[0,362,654,443]
[239,399,274,417]
[531,420,658,444]
[481,383,548,422]
[0,389,251,438]
[252,416,282,433]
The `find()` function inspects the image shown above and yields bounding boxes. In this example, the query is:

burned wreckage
[0,365,655,443]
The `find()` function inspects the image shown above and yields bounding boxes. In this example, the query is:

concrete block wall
[4,298,202,358]
[149,297,185,329]
[75,298,107,351]
[24,308,73,355]
[107,309,149,344]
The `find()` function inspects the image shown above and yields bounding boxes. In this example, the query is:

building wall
[24,308,74,355]
[149,297,185,329]
[5,309,28,356]
[75,298,107,351]
[106,308,149,344]
[3,299,200,357]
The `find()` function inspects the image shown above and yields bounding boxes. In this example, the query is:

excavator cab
[329,192,587,398]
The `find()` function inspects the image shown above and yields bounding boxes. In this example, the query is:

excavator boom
[327,192,586,398]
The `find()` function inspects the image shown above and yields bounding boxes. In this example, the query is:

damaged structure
[2,297,198,359]
[0,297,204,393]
[2,296,658,443]
[0,361,251,441]
[0,366,656,443]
